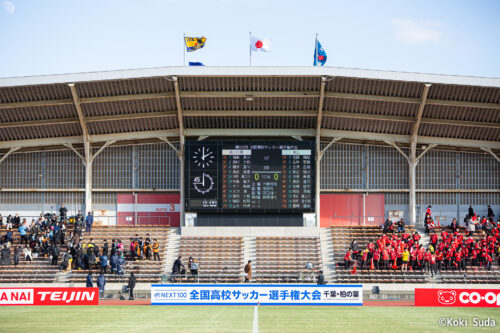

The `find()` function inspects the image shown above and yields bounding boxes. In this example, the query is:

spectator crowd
[344,205,499,277]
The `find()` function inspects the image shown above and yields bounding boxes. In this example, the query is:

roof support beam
[481,148,500,163]
[0,111,177,129]
[410,83,430,227]
[185,128,316,137]
[183,110,317,117]
[0,147,20,165]
[315,77,328,228]
[325,92,500,110]
[2,90,499,110]
[171,76,185,227]
[158,136,180,157]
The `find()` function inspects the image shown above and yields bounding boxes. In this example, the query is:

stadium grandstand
[0,66,499,292]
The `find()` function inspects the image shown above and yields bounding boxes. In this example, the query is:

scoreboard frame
[184,140,316,214]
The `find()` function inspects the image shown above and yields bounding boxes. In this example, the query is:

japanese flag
[250,35,271,52]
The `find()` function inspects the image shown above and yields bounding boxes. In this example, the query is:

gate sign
[416,288,500,307]
[0,288,99,306]
[151,284,363,305]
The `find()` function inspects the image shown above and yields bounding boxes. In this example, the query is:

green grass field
[1,306,499,333]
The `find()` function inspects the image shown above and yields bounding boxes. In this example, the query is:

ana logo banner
[151,284,363,306]
[0,288,99,306]
[416,289,500,307]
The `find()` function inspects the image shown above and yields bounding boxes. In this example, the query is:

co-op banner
[0,288,99,306]
[416,289,500,307]
[151,284,363,305]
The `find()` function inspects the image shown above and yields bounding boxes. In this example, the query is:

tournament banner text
[151,284,363,305]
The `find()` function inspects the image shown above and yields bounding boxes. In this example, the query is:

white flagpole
[183,33,186,66]
[249,32,252,66]
[314,33,318,66]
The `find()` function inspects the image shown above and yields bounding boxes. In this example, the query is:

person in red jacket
[344,249,353,270]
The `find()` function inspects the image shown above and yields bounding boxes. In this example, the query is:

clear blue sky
[1,0,499,78]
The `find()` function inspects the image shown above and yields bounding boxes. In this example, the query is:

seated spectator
[397,218,405,233]
[23,247,32,261]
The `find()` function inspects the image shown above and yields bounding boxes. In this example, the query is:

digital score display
[185,141,315,213]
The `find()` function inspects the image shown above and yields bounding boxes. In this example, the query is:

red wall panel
[117,193,180,227]
[320,193,385,227]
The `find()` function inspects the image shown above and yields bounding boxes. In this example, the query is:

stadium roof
[0,66,499,154]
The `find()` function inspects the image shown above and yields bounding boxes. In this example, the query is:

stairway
[243,236,256,268]
[319,228,336,283]
[163,227,181,278]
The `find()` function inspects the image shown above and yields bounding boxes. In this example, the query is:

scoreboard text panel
[185,141,315,213]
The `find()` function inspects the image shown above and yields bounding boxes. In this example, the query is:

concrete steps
[163,228,181,277]
[319,228,336,283]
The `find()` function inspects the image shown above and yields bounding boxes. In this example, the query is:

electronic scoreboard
[185,141,315,213]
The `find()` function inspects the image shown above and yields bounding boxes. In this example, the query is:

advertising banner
[416,288,500,307]
[151,284,363,305]
[0,288,99,306]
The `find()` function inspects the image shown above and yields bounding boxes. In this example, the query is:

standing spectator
[171,256,185,281]
[85,212,93,234]
[117,254,125,275]
[51,244,60,266]
[13,214,21,229]
[244,260,252,283]
[487,205,494,219]
[110,252,118,274]
[100,252,108,274]
[59,204,68,222]
[18,221,28,246]
[128,272,137,300]
[102,240,109,257]
[468,205,474,218]
[86,271,93,287]
[317,270,326,285]
[60,250,71,272]
[349,240,359,261]
[97,273,106,298]
[152,239,161,261]
[14,246,22,265]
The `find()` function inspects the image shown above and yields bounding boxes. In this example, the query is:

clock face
[193,173,214,194]
[192,146,215,169]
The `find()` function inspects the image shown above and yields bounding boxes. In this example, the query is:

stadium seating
[176,236,244,283]
[331,226,429,283]
[331,225,500,284]
[69,226,170,283]
[0,225,169,283]
[255,236,322,283]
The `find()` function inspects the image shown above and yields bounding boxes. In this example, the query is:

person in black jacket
[487,205,494,219]
[51,245,60,266]
[317,270,326,285]
[59,204,68,222]
[468,205,474,218]
[102,240,109,257]
[171,256,184,282]
[128,272,137,300]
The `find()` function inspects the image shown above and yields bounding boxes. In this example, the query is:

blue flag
[189,62,205,66]
[313,40,327,66]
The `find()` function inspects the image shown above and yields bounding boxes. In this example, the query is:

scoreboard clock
[185,141,315,213]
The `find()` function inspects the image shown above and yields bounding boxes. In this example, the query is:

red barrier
[0,288,99,306]
[416,288,500,307]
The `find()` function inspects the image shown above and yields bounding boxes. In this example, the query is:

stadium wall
[0,142,498,225]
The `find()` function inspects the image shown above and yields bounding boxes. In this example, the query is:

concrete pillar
[84,142,92,215]
[179,144,185,227]
[315,137,321,227]
[409,160,417,226]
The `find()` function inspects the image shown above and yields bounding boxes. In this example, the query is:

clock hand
[202,151,213,160]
